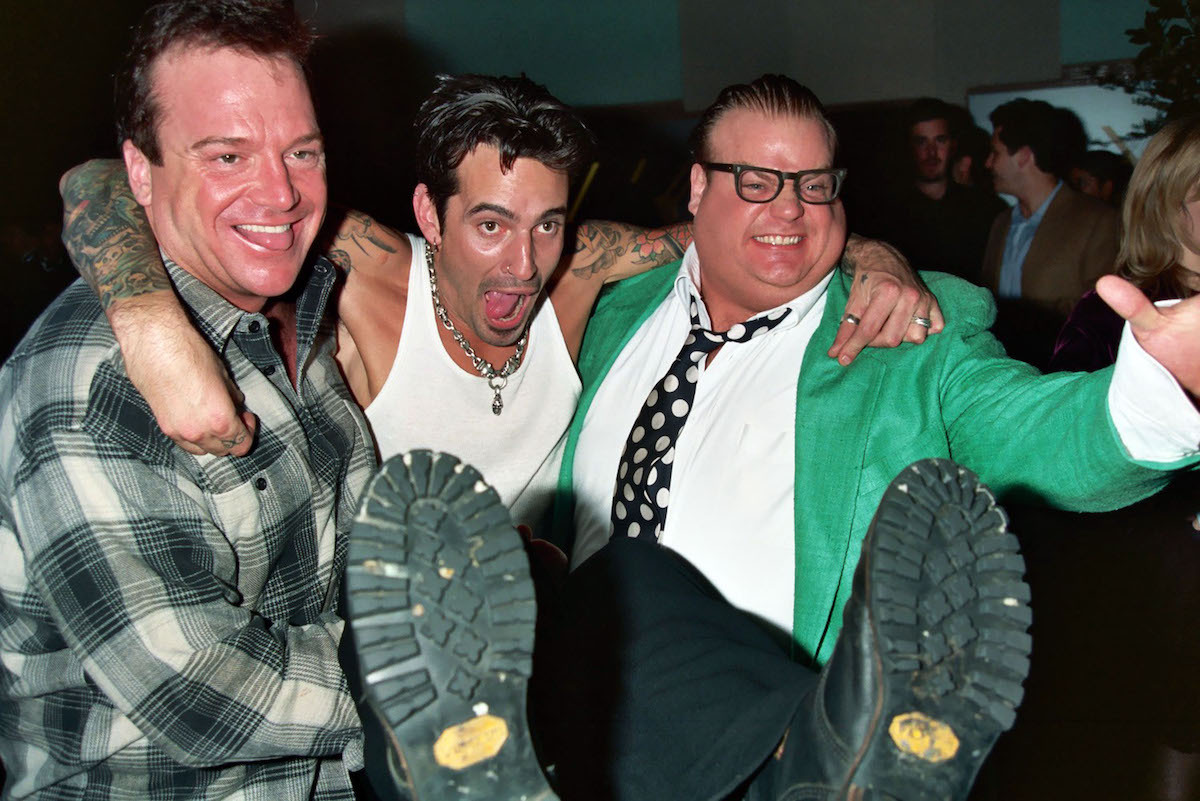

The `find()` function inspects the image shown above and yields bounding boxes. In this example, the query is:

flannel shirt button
[255,477,268,491]
[248,320,262,334]
[263,365,276,377]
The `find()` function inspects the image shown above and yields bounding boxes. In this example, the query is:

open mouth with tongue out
[484,290,530,330]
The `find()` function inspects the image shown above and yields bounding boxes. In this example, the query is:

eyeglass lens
[737,169,838,203]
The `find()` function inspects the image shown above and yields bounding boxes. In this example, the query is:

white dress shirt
[572,245,1200,637]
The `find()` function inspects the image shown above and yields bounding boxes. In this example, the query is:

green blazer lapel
[790,267,887,664]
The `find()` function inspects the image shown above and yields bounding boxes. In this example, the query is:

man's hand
[1097,274,1200,398]
[112,294,257,457]
[828,236,945,366]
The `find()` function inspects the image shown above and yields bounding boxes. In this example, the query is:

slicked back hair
[115,0,316,165]
[414,74,595,224]
[1118,115,1200,298]
[688,74,838,164]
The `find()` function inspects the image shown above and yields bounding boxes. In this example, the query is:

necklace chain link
[426,244,528,415]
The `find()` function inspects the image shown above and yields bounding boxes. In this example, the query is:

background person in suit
[979,99,1119,367]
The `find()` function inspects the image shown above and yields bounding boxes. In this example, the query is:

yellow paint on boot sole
[433,715,509,769]
[888,712,960,762]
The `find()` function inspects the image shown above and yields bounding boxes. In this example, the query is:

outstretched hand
[828,237,945,365]
[113,295,258,456]
[1096,274,1200,398]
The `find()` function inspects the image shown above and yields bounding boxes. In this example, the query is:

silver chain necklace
[426,245,528,415]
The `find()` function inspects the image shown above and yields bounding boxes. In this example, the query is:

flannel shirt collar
[162,254,338,357]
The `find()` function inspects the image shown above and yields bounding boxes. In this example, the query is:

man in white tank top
[59,74,942,532]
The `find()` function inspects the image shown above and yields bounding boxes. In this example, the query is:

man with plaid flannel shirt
[0,2,375,798]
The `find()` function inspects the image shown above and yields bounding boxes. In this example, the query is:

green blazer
[554,261,1186,665]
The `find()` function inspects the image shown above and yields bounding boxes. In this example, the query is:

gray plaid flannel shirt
[0,257,377,799]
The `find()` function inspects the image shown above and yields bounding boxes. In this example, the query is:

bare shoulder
[332,215,413,407]
[321,208,413,278]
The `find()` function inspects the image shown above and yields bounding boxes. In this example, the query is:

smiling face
[688,108,847,329]
[910,118,953,183]
[122,45,325,312]
[414,144,569,351]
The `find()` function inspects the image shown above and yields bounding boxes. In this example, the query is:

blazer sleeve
[934,311,1169,510]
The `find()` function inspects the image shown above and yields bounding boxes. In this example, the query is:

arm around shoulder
[60,158,255,456]
[319,206,411,277]
[564,220,691,285]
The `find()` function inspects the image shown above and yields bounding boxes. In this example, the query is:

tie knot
[686,297,791,357]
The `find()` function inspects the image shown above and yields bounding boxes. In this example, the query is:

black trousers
[534,537,818,801]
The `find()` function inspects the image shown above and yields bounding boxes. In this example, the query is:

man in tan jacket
[980,98,1119,366]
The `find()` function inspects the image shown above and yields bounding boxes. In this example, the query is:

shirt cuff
[1108,310,1200,462]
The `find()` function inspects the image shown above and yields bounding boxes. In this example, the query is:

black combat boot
[343,450,557,801]
[750,459,1033,801]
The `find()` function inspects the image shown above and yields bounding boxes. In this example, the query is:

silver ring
[843,313,861,326]
[911,316,932,329]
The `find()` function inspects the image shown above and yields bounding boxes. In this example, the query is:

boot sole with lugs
[345,450,557,801]
[846,458,1032,801]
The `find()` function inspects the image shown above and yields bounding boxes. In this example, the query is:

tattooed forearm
[569,221,625,279]
[60,159,170,309]
[630,222,691,266]
[322,208,400,272]
[568,220,695,281]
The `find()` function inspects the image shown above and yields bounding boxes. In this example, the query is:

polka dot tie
[610,296,792,542]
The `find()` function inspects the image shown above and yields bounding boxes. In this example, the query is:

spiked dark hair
[414,74,595,223]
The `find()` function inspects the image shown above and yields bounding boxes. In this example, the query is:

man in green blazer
[556,81,1197,667]
[543,74,1200,801]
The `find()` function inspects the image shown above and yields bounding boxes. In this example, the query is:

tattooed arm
[60,159,256,455]
[60,160,173,304]
[548,221,694,360]
[566,220,694,283]
[319,208,411,406]
[553,220,941,364]
[319,207,404,275]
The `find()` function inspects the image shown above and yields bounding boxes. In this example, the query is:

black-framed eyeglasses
[702,163,847,205]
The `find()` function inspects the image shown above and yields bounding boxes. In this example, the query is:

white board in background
[969,84,1151,160]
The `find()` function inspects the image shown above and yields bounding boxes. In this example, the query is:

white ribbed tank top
[363,235,581,529]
